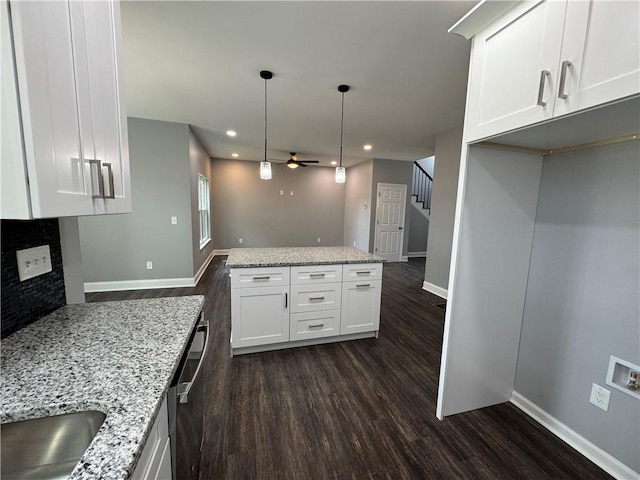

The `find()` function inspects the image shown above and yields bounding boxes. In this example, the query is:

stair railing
[412,162,433,211]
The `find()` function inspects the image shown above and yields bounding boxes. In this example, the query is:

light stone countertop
[0,295,204,480]
[226,246,384,268]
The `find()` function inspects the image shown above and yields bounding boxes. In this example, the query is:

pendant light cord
[339,91,345,167]
[264,78,268,162]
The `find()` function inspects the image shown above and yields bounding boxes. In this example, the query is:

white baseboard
[84,277,195,293]
[407,251,426,258]
[511,391,639,480]
[193,249,216,286]
[400,255,409,262]
[422,280,448,300]
[85,250,229,293]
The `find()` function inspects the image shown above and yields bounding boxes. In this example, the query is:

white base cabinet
[230,263,383,355]
[132,396,171,480]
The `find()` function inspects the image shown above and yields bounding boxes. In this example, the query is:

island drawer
[291,264,343,284]
[290,283,342,313]
[230,266,290,288]
[290,310,340,340]
[342,263,383,282]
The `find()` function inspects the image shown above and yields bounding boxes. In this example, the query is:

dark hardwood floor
[87,257,612,480]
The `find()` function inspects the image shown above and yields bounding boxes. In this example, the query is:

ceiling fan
[279,152,320,169]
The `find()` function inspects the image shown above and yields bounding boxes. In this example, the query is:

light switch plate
[16,245,52,281]
[171,216,178,224]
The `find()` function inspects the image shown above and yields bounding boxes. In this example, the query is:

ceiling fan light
[335,166,346,184]
[287,162,298,169]
[260,161,272,180]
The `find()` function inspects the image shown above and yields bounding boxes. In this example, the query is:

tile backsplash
[1,219,66,338]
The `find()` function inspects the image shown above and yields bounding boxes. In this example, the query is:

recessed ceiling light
[231,153,239,158]
[330,161,337,165]
[226,130,237,137]
[363,144,373,151]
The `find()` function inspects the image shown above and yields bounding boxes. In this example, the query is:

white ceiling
[121,1,477,167]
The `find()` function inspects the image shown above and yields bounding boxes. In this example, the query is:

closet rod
[476,132,639,157]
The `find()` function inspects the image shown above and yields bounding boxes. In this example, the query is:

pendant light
[259,70,273,180]
[335,84,349,184]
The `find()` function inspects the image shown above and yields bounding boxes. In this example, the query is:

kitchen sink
[1,410,106,480]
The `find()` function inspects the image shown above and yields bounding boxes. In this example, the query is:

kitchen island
[0,296,204,480]
[227,246,384,355]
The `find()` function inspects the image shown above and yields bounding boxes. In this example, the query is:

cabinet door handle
[309,296,325,301]
[309,323,324,329]
[557,60,572,99]
[103,163,115,199]
[536,70,550,107]
[356,271,371,275]
[284,292,288,309]
[87,159,105,198]
[356,283,371,288]
[309,273,326,278]
[253,275,270,280]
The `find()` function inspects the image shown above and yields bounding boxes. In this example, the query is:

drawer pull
[309,323,324,328]
[252,275,270,280]
[356,271,371,275]
[558,60,572,99]
[309,296,325,301]
[309,273,326,278]
[356,283,371,288]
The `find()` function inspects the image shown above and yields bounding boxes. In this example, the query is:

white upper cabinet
[2,0,130,219]
[553,0,640,117]
[464,1,566,142]
[463,0,640,142]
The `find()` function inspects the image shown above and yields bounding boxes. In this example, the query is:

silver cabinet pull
[537,70,550,107]
[558,60,572,99]
[253,275,270,280]
[356,283,371,288]
[309,296,325,301]
[356,271,371,275]
[309,323,324,328]
[309,273,325,278]
[284,292,288,309]
[87,159,105,198]
[103,162,115,199]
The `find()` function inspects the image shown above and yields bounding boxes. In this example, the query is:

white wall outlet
[290,191,294,196]
[239,238,243,244]
[16,245,52,281]
[317,237,321,243]
[280,190,283,196]
[146,261,153,270]
[171,216,178,224]
[590,383,611,411]
[363,202,368,209]
[353,241,356,247]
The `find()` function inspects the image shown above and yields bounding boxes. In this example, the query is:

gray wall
[343,160,373,251]
[407,207,428,254]
[424,127,462,290]
[79,118,194,282]
[369,158,414,256]
[210,159,345,249]
[515,141,640,472]
[189,129,214,275]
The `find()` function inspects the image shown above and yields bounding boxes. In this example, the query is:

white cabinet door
[553,0,640,117]
[7,0,130,218]
[464,0,567,142]
[231,286,289,348]
[340,280,381,335]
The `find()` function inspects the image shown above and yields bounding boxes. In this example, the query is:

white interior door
[374,183,406,262]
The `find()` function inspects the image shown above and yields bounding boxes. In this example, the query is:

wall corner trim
[511,391,639,480]
[422,281,448,300]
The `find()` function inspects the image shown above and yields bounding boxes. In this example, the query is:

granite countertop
[226,246,385,268]
[0,295,204,480]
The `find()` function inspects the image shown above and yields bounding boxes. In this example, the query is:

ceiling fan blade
[299,162,308,167]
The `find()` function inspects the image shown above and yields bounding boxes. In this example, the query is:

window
[198,174,210,248]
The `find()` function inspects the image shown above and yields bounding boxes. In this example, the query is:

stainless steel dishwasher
[168,312,208,480]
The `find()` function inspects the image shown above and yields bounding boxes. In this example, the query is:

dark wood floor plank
[87,257,613,480]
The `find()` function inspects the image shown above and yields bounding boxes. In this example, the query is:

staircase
[411,161,433,220]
